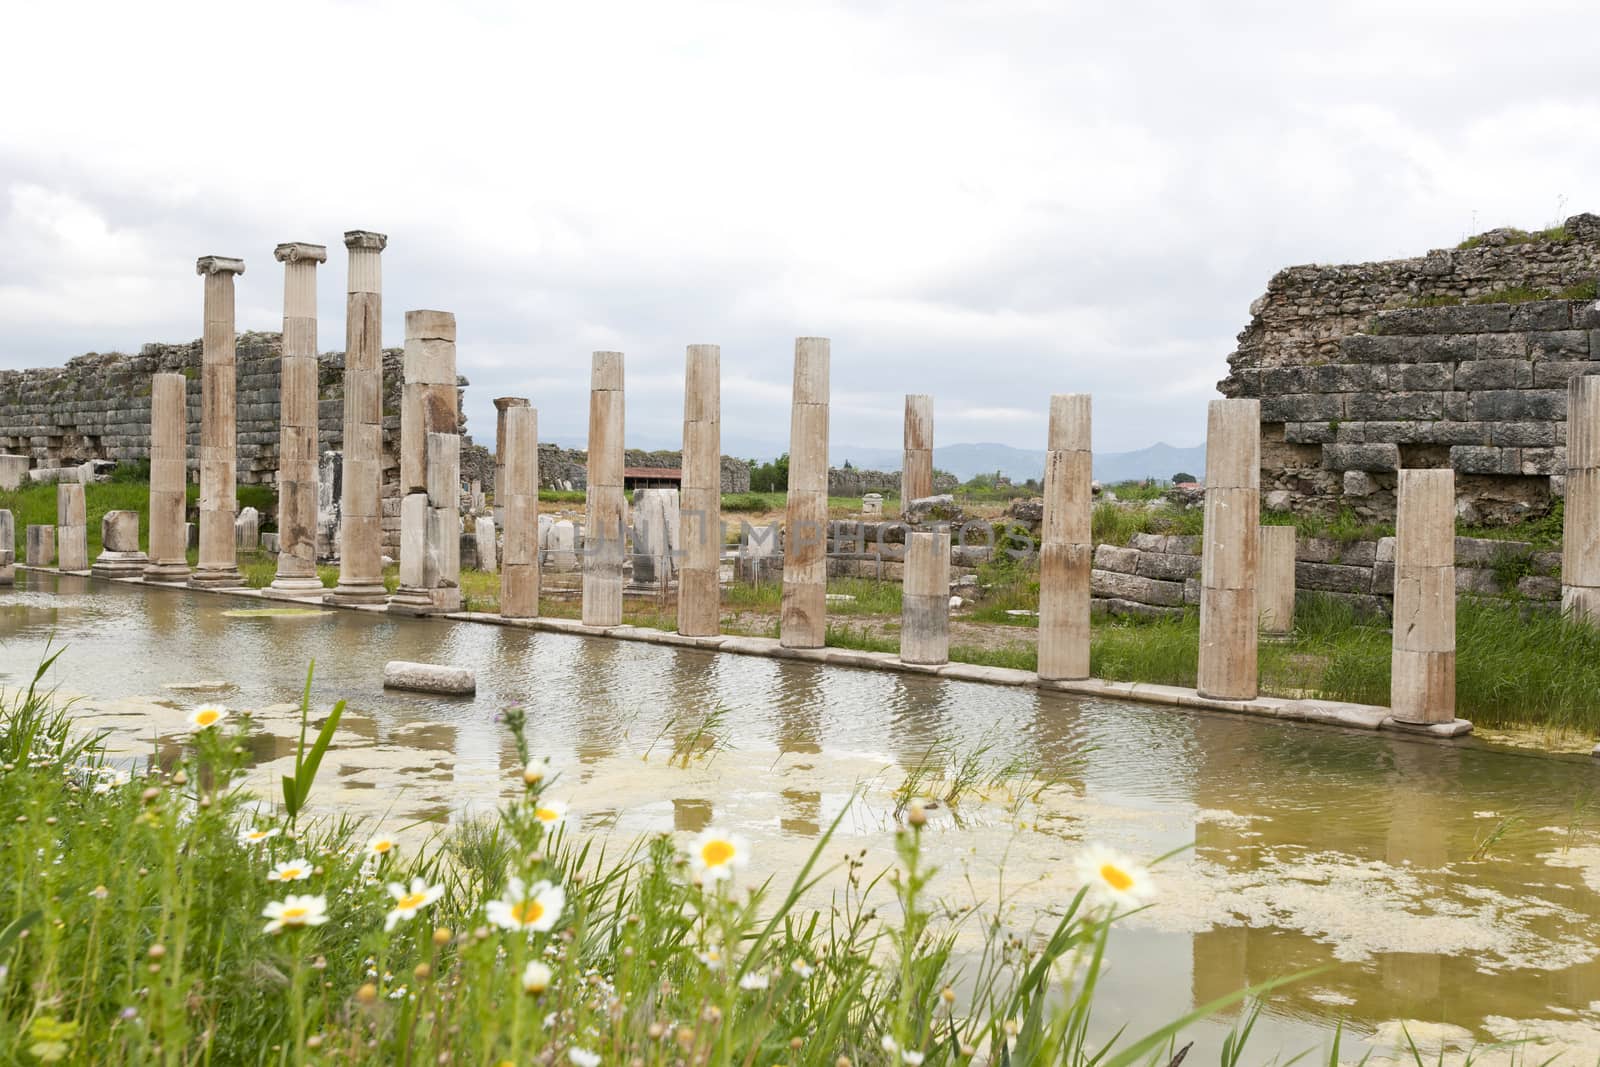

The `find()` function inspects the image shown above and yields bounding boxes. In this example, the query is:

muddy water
[5,570,1600,1062]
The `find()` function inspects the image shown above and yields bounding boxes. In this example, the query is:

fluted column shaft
[328,230,388,605]
[190,255,245,588]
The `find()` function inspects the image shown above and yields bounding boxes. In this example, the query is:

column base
[325,582,388,606]
[387,588,442,616]
[263,575,327,601]
[143,562,192,584]
[91,553,150,579]
[188,567,245,589]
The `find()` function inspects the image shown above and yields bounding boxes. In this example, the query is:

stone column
[145,373,191,582]
[493,397,530,526]
[328,230,388,605]
[500,404,540,618]
[56,482,88,572]
[1391,469,1456,724]
[1037,394,1092,681]
[474,515,497,573]
[92,511,148,578]
[582,352,625,627]
[1197,398,1261,700]
[0,509,12,585]
[901,529,950,665]
[390,310,461,615]
[1564,375,1600,624]
[903,394,934,504]
[781,338,829,648]
[189,255,245,588]
[1258,526,1296,636]
[268,241,327,598]
[678,344,721,636]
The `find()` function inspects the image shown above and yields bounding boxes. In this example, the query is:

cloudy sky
[2,0,1596,460]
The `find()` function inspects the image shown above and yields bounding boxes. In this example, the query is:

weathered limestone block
[1258,526,1295,634]
[1092,543,1139,574]
[382,660,475,695]
[474,515,497,573]
[1261,393,1344,422]
[26,525,54,567]
[1466,389,1566,421]
[1090,568,1184,607]
[630,487,680,585]
[56,482,88,572]
[1135,551,1201,581]
[861,493,883,516]
[236,506,260,550]
[1345,392,1446,421]
[0,456,28,491]
[1449,445,1521,475]
[1455,360,1533,391]
[1295,561,1373,595]
[92,511,148,578]
[900,529,950,665]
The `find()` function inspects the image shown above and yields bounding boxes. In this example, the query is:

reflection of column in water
[143,586,182,642]
[884,671,955,776]
[1015,689,1089,795]
[570,636,624,762]
[771,660,826,756]
[781,788,822,836]
[674,797,713,833]
[1380,741,1449,1011]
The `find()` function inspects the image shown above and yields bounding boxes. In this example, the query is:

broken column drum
[1037,394,1092,681]
[189,255,245,589]
[145,372,191,582]
[56,482,88,572]
[780,338,830,648]
[92,510,148,578]
[269,241,327,597]
[901,529,951,665]
[677,344,722,636]
[583,352,626,627]
[1390,468,1456,724]
[1197,398,1261,700]
[500,404,540,618]
[328,230,389,605]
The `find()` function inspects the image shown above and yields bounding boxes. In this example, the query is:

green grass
[1,666,1289,1064]
[1105,479,1169,502]
[1456,223,1571,250]
[1262,506,1393,545]
[1091,501,1203,547]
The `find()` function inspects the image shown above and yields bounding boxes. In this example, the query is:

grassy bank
[0,666,1291,1065]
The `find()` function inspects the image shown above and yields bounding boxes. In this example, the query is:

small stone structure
[57,482,89,573]
[25,525,53,567]
[0,456,27,490]
[92,511,148,578]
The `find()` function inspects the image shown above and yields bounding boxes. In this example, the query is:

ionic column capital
[494,396,531,412]
[196,256,245,276]
[275,242,328,264]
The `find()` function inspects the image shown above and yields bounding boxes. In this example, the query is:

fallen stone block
[382,661,476,695]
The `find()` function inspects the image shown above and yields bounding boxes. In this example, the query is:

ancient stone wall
[826,467,960,497]
[1219,215,1600,522]
[535,446,750,494]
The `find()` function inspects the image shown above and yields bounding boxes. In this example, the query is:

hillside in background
[831,441,1206,484]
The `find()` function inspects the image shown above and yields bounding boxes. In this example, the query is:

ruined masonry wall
[1219,214,1600,523]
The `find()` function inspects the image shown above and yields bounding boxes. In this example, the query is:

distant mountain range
[831,441,1207,484]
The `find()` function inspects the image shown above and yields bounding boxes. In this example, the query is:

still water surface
[3,571,1599,1061]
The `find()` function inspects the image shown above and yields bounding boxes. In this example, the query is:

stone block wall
[535,447,750,494]
[1219,215,1600,523]
[1088,532,1559,618]
[826,467,960,497]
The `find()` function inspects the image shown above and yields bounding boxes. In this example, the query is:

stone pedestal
[546,519,578,572]
[92,511,148,578]
[1258,525,1296,635]
[1037,394,1092,680]
[145,372,191,583]
[781,337,829,648]
[678,344,721,636]
[903,394,934,504]
[1564,375,1600,623]
[390,310,461,615]
[57,482,88,572]
[0,456,27,491]
[269,241,327,598]
[26,525,54,567]
[500,405,540,618]
[861,493,883,517]
[631,488,680,586]
[583,352,626,627]
[236,506,260,550]
[1391,469,1455,724]
[328,230,389,605]
[474,515,497,573]
[189,255,245,589]
[901,529,950,665]
[1197,399,1261,700]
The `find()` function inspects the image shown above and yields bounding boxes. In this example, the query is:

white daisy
[485,877,565,933]
[187,705,227,730]
[688,827,749,883]
[238,826,280,846]
[262,894,328,934]
[737,971,769,991]
[268,858,313,883]
[790,958,815,979]
[384,878,443,931]
[1073,844,1154,907]
[532,800,567,828]
[569,1050,600,1067]
[366,835,398,860]
[522,960,553,995]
